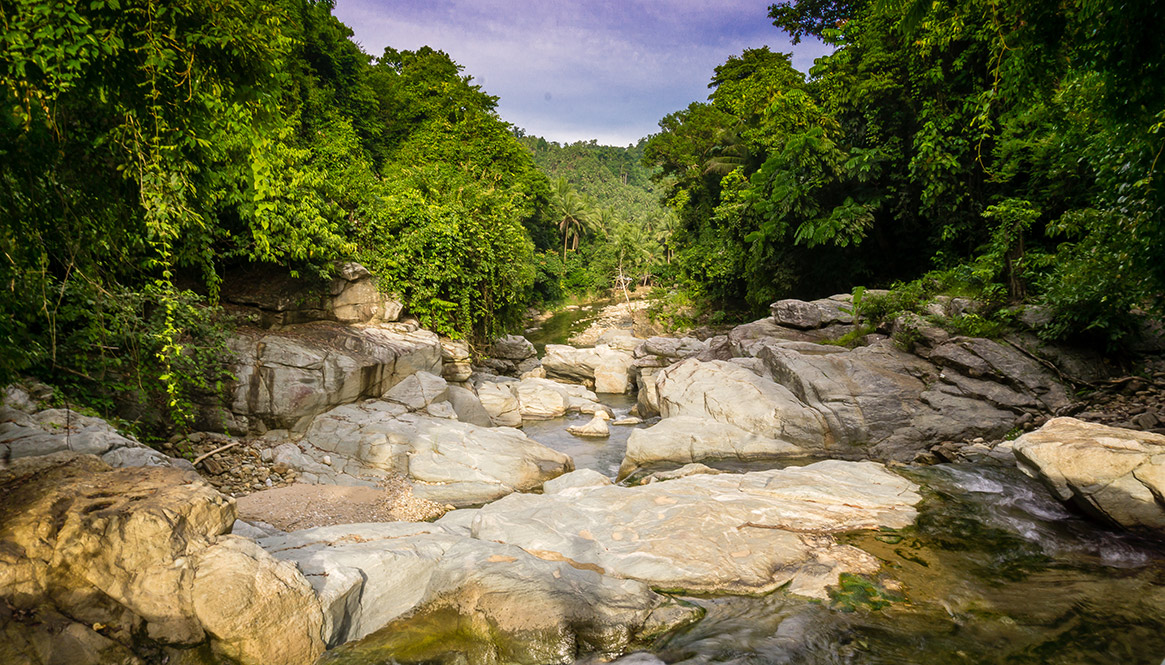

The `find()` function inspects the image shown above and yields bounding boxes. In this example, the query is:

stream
[331,309,1165,664]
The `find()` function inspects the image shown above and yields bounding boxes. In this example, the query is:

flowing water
[651,464,1165,665]
[328,310,1165,664]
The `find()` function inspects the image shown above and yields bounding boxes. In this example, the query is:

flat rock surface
[470,460,920,598]
[235,479,445,531]
[258,522,701,657]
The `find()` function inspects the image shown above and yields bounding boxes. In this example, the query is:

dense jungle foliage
[0,0,562,420]
[645,0,1165,346]
[1,0,1161,430]
[517,136,677,301]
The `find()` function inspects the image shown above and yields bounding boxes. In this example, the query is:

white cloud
[334,0,833,145]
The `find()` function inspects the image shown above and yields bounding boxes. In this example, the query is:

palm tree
[550,177,590,261]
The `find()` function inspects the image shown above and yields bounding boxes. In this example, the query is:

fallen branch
[193,441,242,467]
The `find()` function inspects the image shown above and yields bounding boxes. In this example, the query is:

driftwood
[193,441,242,467]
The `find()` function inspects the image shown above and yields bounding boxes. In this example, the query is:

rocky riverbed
[5,283,1165,665]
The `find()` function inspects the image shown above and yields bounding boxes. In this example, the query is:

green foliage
[648,0,1165,346]
[828,573,905,612]
[0,0,555,430]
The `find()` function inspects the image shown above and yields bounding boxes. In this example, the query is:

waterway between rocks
[324,302,1165,665]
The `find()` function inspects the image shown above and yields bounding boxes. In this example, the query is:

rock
[225,323,442,432]
[543,468,613,494]
[596,329,643,353]
[635,366,663,418]
[0,453,324,665]
[543,344,634,394]
[514,378,571,419]
[384,371,448,411]
[1013,417,1165,531]
[634,336,708,362]
[1,407,191,470]
[221,262,402,328]
[491,334,537,360]
[509,377,605,421]
[257,522,701,660]
[639,463,725,484]
[771,299,823,329]
[476,380,522,427]
[191,536,324,665]
[471,460,921,598]
[567,411,611,438]
[656,359,829,449]
[440,338,473,382]
[445,385,494,427]
[755,339,1053,461]
[291,400,573,506]
[612,416,642,426]
[619,416,803,480]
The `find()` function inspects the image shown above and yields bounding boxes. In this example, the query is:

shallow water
[524,301,613,354]
[520,393,642,478]
[655,464,1165,665]
[326,463,1165,665]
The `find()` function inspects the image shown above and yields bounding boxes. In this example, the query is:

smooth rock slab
[286,400,573,506]
[657,359,829,449]
[619,416,804,480]
[1,407,190,470]
[471,460,921,598]
[1013,417,1165,531]
[259,523,701,661]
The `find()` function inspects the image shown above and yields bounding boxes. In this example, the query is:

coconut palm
[550,177,591,260]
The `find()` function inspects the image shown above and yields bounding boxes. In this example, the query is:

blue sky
[332,0,832,146]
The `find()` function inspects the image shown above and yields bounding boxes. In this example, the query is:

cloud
[333,0,833,146]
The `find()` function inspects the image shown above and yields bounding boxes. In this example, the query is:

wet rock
[1013,417,1165,532]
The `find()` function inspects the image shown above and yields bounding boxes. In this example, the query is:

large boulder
[471,460,921,598]
[1,405,190,470]
[656,359,829,450]
[476,379,523,427]
[1013,417,1165,531]
[756,337,1065,460]
[543,344,635,394]
[440,338,473,383]
[770,298,854,330]
[257,522,700,661]
[225,322,442,432]
[221,262,402,328]
[0,453,323,665]
[277,400,573,506]
[619,416,804,480]
[491,334,537,360]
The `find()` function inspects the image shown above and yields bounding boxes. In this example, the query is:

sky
[332,0,833,147]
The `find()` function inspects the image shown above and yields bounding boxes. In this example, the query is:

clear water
[520,393,644,479]
[524,300,614,355]
[324,463,1165,665]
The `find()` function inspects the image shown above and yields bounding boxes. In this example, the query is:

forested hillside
[517,136,677,299]
[645,0,1165,346]
[2,0,1162,432]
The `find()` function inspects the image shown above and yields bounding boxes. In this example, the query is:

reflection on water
[524,301,613,354]
[321,460,1165,665]
[520,393,642,478]
[656,464,1165,665]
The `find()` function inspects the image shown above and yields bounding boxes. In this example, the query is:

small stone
[322,455,332,466]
